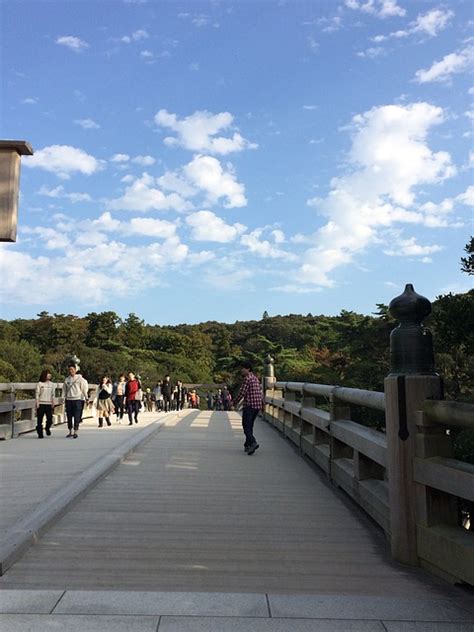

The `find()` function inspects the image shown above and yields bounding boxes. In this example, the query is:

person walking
[125,372,141,425]
[175,380,184,411]
[114,374,127,422]
[95,376,114,428]
[144,388,154,412]
[214,388,223,411]
[154,383,163,412]
[161,375,172,413]
[35,369,55,439]
[233,361,263,455]
[222,386,233,411]
[63,364,88,439]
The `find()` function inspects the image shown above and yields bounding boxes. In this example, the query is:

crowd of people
[35,366,241,439]
[35,360,263,455]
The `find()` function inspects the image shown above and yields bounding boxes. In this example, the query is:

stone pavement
[1,589,474,631]
[1,411,473,631]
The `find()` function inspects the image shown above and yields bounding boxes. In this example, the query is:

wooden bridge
[0,286,473,630]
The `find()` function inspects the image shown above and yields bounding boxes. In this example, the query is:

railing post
[263,354,276,422]
[385,284,442,565]
[9,385,16,439]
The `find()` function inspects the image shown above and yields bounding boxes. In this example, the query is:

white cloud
[111,153,130,162]
[295,102,455,286]
[357,46,386,59]
[415,45,474,84]
[74,118,101,130]
[122,29,149,43]
[345,0,405,19]
[22,226,71,250]
[156,156,247,208]
[91,212,122,232]
[240,229,296,260]
[318,16,342,33]
[303,105,318,111]
[107,172,190,212]
[183,155,247,208]
[412,8,454,37]
[177,13,215,28]
[131,155,156,166]
[204,259,253,291]
[157,171,197,198]
[140,50,154,59]
[21,97,38,104]
[383,236,443,257]
[373,9,454,43]
[129,217,177,238]
[154,109,257,155]
[24,145,101,179]
[189,61,200,71]
[456,185,474,206]
[56,36,89,52]
[186,210,246,242]
[271,229,285,243]
[307,36,319,53]
[38,185,92,203]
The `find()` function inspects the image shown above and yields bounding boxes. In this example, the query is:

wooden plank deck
[0,411,463,598]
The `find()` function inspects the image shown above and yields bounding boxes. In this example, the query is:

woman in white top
[35,370,55,439]
[95,376,115,428]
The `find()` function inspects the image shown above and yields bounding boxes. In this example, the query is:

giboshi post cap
[389,283,431,325]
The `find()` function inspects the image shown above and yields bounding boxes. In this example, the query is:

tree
[460,237,474,276]
[120,313,147,349]
[262,310,270,320]
[86,311,122,350]
[0,340,42,381]
[431,290,474,399]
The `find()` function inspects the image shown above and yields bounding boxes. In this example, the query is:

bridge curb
[0,416,171,576]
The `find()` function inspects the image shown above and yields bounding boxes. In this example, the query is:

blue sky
[2,0,473,325]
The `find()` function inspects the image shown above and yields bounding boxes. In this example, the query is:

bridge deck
[0,410,468,602]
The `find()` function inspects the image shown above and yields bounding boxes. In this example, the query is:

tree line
[0,291,472,404]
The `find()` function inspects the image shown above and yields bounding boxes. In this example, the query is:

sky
[1,0,473,325]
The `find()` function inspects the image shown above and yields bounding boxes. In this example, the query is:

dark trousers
[115,395,125,419]
[242,406,259,447]
[127,400,140,423]
[37,404,53,437]
[65,400,83,431]
[163,395,171,412]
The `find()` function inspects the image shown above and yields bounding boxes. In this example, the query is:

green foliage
[0,339,42,382]
[460,237,473,276]
[0,291,470,420]
[454,430,474,465]
[430,290,474,400]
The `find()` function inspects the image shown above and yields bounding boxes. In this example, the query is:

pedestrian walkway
[1,411,473,631]
[0,410,176,534]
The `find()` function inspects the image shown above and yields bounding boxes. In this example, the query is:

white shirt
[63,375,89,401]
[35,381,55,405]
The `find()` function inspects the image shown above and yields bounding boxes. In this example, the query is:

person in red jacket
[125,371,141,425]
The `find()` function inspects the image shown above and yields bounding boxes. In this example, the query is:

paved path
[0,410,176,533]
[1,411,473,630]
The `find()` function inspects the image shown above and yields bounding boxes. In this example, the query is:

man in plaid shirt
[233,360,263,455]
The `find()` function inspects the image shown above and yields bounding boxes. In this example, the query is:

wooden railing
[263,378,474,586]
[0,383,98,440]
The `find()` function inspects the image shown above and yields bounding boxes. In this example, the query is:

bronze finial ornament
[388,284,436,376]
